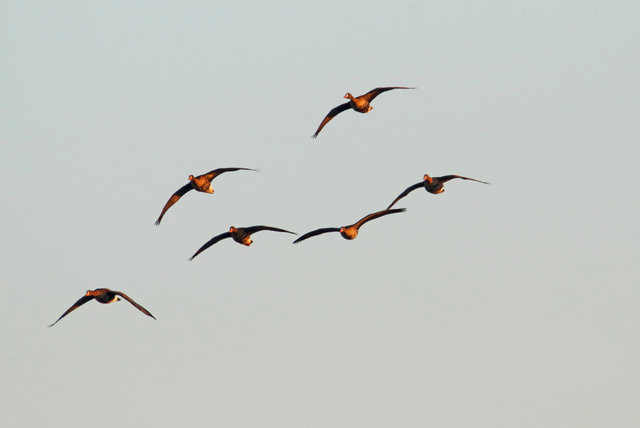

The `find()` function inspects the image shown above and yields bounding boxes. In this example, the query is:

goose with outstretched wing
[190,225,296,260]
[155,167,256,225]
[49,288,155,327]
[387,174,489,209]
[312,86,414,138]
[294,208,406,243]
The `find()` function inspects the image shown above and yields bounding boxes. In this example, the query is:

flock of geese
[49,86,489,327]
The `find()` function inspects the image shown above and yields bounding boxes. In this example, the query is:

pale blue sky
[1,1,639,427]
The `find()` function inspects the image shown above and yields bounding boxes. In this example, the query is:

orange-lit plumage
[312,87,414,138]
[155,167,256,225]
[294,208,406,243]
[190,225,296,260]
[387,174,489,209]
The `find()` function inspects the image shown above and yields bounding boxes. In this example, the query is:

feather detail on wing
[387,182,423,209]
[353,208,406,229]
[360,86,415,102]
[244,225,296,236]
[437,175,490,185]
[115,292,156,319]
[202,167,257,181]
[312,102,351,138]
[293,227,341,243]
[48,295,94,327]
[155,183,193,225]
[189,232,232,260]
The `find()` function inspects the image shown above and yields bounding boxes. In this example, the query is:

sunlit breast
[231,229,251,245]
[340,227,358,240]
[193,177,211,192]
[426,183,444,194]
[350,99,371,113]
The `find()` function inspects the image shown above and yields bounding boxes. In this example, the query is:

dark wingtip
[385,207,407,215]
[292,235,306,244]
[154,218,161,226]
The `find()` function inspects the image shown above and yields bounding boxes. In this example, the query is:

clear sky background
[1,1,639,427]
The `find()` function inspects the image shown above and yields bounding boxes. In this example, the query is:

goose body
[345,92,374,113]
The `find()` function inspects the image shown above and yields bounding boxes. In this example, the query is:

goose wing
[202,167,257,181]
[387,182,423,209]
[244,225,296,236]
[437,175,490,185]
[293,227,341,244]
[189,231,232,260]
[114,291,156,320]
[312,102,351,138]
[359,86,414,102]
[155,183,193,225]
[49,295,94,327]
[353,208,406,229]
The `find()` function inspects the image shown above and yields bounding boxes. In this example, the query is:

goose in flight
[293,208,406,243]
[49,288,155,327]
[190,225,296,260]
[312,86,414,138]
[387,174,489,209]
[155,167,256,225]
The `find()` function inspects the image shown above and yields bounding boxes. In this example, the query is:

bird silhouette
[190,225,296,260]
[155,167,256,225]
[49,288,155,327]
[312,87,414,138]
[387,174,489,209]
[294,208,406,243]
